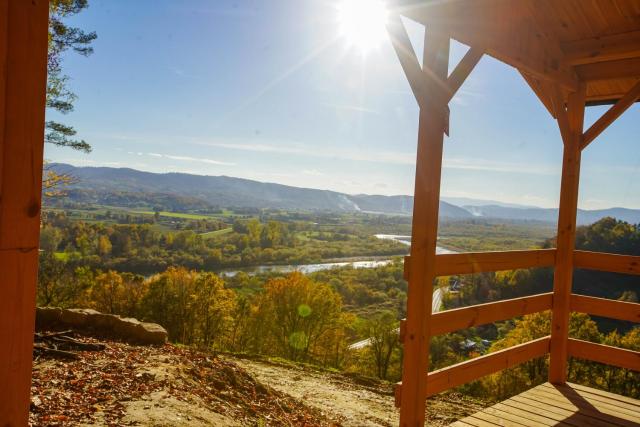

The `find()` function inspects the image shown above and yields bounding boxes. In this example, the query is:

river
[218,234,455,277]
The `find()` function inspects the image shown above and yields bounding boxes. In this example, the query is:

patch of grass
[200,228,233,239]
[133,211,214,220]
[54,252,71,261]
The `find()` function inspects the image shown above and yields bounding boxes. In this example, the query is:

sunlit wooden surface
[452,382,640,427]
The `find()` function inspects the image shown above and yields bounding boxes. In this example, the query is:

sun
[337,0,388,54]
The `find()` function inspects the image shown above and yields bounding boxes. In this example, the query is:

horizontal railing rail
[424,336,551,397]
[430,293,553,335]
[394,248,639,407]
[403,249,557,280]
[568,338,640,372]
[574,250,640,275]
[434,249,557,276]
[571,294,640,323]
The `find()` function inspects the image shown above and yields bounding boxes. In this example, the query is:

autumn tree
[90,271,127,315]
[255,272,345,362]
[193,272,235,349]
[361,311,400,380]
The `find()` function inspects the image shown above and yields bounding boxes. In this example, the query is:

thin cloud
[196,138,556,175]
[145,152,236,166]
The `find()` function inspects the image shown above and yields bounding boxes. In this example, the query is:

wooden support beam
[574,250,640,275]
[434,249,556,276]
[425,336,551,397]
[581,80,640,150]
[386,13,429,109]
[562,30,640,65]
[0,0,49,425]
[570,294,640,324]
[550,85,571,146]
[398,0,578,91]
[576,57,640,81]
[446,47,483,102]
[549,84,586,385]
[568,339,640,372]
[520,72,555,118]
[431,293,553,336]
[398,30,449,427]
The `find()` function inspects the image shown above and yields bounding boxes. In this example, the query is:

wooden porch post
[399,31,449,426]
[549,84,586,384]
[0,0,50,424]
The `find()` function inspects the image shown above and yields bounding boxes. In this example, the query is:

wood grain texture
[562,30,640,65]
[397,30,449,427]
[431,293,553,336]
[570,294,640,323]
[568,339,640,372]
[574,250,640,275]
[0,0,49,425]
[425,336,550,397]
[549,84,586,384]
[581,79,640,150]
[455,382,640,427]
[434,249,556,276]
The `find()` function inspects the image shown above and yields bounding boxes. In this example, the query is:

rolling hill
[49,163,471,218]
[49,163,640,224]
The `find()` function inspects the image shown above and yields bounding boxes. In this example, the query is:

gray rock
[36,307,168,345]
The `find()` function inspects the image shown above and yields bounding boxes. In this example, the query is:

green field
[199,228,233,239]
[133,210,215,220]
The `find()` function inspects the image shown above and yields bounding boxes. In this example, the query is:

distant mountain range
[49,163,640,224]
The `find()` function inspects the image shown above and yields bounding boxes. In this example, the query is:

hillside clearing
[233,357,488,427]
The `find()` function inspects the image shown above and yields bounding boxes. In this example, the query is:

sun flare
[337,0,388,54]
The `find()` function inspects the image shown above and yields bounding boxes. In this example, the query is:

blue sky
[45,0,640,209]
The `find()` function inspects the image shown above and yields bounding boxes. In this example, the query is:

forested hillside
[37,216,639,401]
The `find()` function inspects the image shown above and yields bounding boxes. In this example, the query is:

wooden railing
[425,336,551,397]
[396,249,640,406]
[574,249,640,275]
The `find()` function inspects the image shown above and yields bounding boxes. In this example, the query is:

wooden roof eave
[391,0,580,92]
[389,0,640,108]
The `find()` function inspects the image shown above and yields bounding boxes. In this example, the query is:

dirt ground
[233,357,488,427]
[29,333,487,426]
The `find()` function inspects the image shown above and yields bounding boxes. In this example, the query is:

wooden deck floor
[451,382,640,426]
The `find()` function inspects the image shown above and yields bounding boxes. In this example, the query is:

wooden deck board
[452,383,640,426]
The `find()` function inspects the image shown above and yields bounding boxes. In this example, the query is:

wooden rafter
[397,0,579,91]
[576,57,640,81]
[581,79,640,150]
[561,30,640,65]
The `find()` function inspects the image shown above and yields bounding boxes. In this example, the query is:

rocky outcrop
[36,307,167,345]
